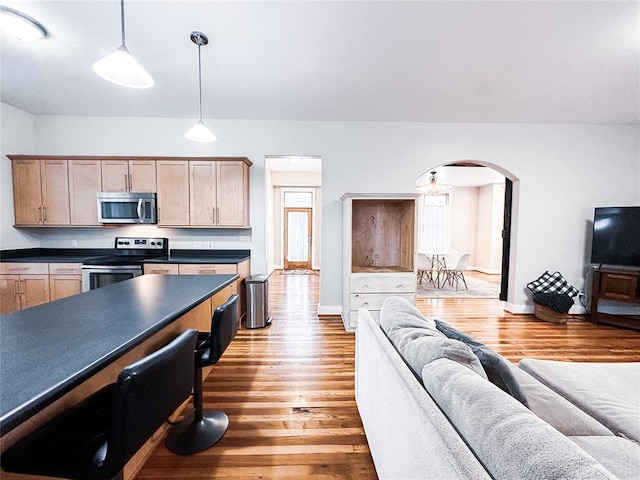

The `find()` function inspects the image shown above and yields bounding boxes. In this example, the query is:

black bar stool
[166,294,239,454]
[1,329,198,480]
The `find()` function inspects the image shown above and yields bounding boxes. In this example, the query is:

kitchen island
[0,273,237,479]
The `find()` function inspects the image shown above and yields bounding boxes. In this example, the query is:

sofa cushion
[519,359,640,444]
[380,297,486,379]
[569,436,640,480]
[402,335,487,379]
[380,297,445,353]
[435,319,529,407]
[422,359,618,480]
[510,366,613,437]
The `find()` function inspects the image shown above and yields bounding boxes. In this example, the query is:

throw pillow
[527,271,579,297]
[434,319,529,407]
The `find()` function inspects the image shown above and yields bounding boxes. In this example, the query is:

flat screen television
[591,206,640,268]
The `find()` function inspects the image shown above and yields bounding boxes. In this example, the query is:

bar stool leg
[165,367,229,455]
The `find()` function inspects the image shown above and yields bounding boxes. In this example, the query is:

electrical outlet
[239,235,251,242]
[72,240,78,247]
[207,241,213,249]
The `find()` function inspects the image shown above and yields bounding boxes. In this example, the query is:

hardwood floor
[137,271,640,479]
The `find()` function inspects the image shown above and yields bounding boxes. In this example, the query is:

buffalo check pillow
[527,271,579,297]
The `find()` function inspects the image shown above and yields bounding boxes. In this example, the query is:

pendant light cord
[120,0,126,46]
[197,43,203,122]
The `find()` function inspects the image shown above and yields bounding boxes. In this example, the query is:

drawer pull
[198,270,217,274]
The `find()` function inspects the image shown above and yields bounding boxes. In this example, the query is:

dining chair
[415,253,434,286]
[442,253,470,291]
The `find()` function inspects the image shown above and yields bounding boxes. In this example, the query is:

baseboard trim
[504,303,587,315]
[318,305,342,316]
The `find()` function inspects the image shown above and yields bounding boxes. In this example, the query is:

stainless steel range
[81,237,168,292]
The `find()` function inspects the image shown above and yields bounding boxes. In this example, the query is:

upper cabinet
[189,159,250,227]
[157,160,190,226]
[12,158,70,226]
[101,159,156,193]
[158,157,251,228]
[9,155,252,229]
[69,159,102,225]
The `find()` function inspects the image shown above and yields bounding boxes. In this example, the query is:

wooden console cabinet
[341,193,417,332]
[591,267,640,330]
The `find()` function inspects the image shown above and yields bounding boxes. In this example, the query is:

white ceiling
[1,1,638,124]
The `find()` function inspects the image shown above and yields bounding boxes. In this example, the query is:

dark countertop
[0,248,250,265]
[0,273,237,435]
[0,248,114,264]
[157,249,251,264]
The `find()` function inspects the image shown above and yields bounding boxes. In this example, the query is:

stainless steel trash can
[245,274,271,328]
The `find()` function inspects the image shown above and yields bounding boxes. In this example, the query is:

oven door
[82,265,143,292]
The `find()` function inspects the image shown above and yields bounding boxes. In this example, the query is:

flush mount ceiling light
[92,0,153,88]
[0,6,48,41]
[185,31,216,142]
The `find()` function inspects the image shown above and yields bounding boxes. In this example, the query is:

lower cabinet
[0,263,51,314]
[344,272,416,331]
[144,260,251,326]
[49,263,82,301]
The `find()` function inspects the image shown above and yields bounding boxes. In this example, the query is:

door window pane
[284,191,312,208]
[287,211,309,262]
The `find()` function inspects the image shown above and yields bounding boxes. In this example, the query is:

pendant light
[185,31,216,142]
[93,0,153,88]
[424,171,452,196]
[0,6,48,41]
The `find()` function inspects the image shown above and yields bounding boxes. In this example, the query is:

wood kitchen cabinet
[11,158,70,226]
[190,160,250,227]
[156,160,190,226]
[101,159,156,193]
[68,159,102,225]
[0,263,50,314]
[49,263,82,301]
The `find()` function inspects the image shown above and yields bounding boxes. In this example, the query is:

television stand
[590,267,640,330]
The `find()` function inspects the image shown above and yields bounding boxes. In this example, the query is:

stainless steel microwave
[97,192,157,224]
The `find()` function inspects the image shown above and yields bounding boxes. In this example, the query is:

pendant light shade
[424,171,452,196]
[93,0,153,88]
[185,31,216,142]
[185,120,217,142]
[0,6,48,41]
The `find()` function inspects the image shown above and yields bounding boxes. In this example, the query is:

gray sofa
[355,297,640,479]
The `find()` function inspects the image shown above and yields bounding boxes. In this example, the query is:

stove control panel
[114,237,168,250]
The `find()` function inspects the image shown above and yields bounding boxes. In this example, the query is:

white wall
[1,106,639,314]
[0,104,39,249]
[450,187,478,265]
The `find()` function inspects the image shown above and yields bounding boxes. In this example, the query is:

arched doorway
[415,161,517,301]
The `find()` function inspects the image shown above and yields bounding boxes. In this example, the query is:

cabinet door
[41,159,71,225]
[69,160,102,225]
[49,275,82,301]
[20,274,50,309]
[129,160,156,192]
[157,161,190,225]
[101,159,129,192]
[216,161,248,227]
[190,161,216,226]
[12,159,42,225]
[0,275,21,314]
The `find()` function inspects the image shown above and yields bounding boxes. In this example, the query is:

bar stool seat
[166,294,239,455]
[1,329,198,480]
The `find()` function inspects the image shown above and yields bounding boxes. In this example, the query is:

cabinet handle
[37,206,42,222]
[128,174,133,191]
[8,267,29,272]
[19,279,25,295]
[124,174,129,191]
[198,270,217,274]
[14,280,20,296]
[55,268,75,273]
[42,206,47,221]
